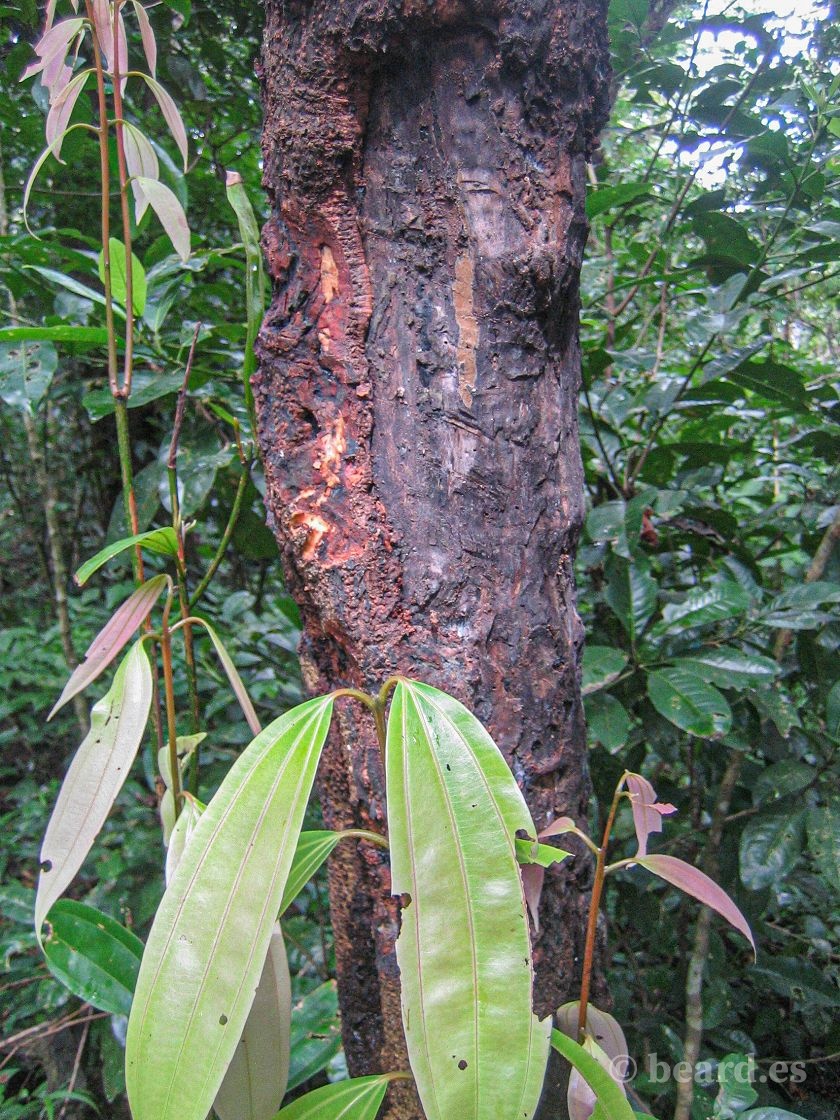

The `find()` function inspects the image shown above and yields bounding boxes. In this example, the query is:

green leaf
[274,1075,392,1120]
[605,554,657,643]
[83,370,186,420]
[586,692,632,752]
[739,812,804,890]
[672,648,778,689]
[98,238,147,315]
[806,802,840,894]
[0,325,109,345]
[827,680,840,742]
[36,643,154,937]
[515,839,572,868]
[647,668,732,737]
[742,1112,810,1120]
[125,695,334,1120]
[581,646,628,695]
[750,957,839,1009]
[0,339,57,413]
[550,1030,635,1120]
[287,980,341,1092]
[715,1053,758,1117]
[655,582,751,634]
[386,680,549,1120]
[766,581,840,613]
[279,830,341,915]
[586,181,650,218]
[75,528,178,585]
[25,265,120,315]
[41,900,144,1017]
[199,619,261,736]
[213,924,291,1120]
[160,0,191,23]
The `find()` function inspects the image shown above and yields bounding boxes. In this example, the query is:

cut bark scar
[320,414,346,490]
[320,244,340,303]
[454,253,478,407]
[289,510,331,562]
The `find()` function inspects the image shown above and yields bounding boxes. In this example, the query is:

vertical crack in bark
[257,5,611,1117]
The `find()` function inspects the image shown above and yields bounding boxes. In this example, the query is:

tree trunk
[256,3,610,1116]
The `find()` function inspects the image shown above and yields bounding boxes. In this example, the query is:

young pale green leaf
[50,575,167,718]
[715,1054,758,1116]
[75,528,178,585]
[125,695,334,1120]
[41,900,144,1016]
[515,839,572,869]
[581,646,628,695]
[0,325,110,346]
[739,812,805,891]
[98,238,147,315]
[646,667,732,737]
[273,1075,392,1120]
[806,803,840,894]
[279,830,341,915]
[550,1030,636,1120]
[25,264,117,313]
[135,176,190,262]
[199,619,261,736]
[36,642,153,936]
[213,924,291,1120]
[634,854,755,952]
[164,790,202,882]
[386,680,549,1120]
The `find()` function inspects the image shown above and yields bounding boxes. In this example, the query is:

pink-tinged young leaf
[131,0,157,75]
[122,123,158,221]
[134,176,190,261]
[42,53,73,102]
[20,18,85,82]
[556,1003,629,1066]
[139,74,188,169]
[626,772,677,857]
[634,854,755,953]
[521,862,545,931]
[199,620,261,736]
[35,642,153,937]
[213,924,292,1120]
[91,0,113,70]
[45,70,90,160]
[539,816,578,840]
[49,574,167,719]
[567,1037,627,1120]
[45,0,58,30]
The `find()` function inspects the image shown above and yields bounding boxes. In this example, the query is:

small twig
[56,1017,90,1120]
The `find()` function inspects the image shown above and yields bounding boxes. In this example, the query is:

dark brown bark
[256,3,610,1116]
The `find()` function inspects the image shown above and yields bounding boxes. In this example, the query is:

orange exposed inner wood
[320,245,340,303]
[454,252,478,406]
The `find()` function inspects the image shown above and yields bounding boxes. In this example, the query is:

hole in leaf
[219,1014,228,1026]
[40,859,53,873]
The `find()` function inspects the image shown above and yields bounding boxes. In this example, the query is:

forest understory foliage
[0,1,838,1119]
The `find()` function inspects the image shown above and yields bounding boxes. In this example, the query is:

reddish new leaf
[45,70,90,159]
[139,74,188,169]
[539,816,578,840]
[520,863,545,931]
[49,575,167,719]
[635,854,755,953]
[91,0,113,70]
[134,177,190,261]
[132,0,157,75]
[625,773,676,857]
[123,123,159,221]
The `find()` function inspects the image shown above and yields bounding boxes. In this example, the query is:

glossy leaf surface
[36,642,153,936]
[386,680,549,1120]
[739,812,804,890]
[126,695,334,1120]
[273,1075,391,1120]
[50,575,166,718]
[41,900,143,1016]
[646,667,731,737]
[214,924,291,1120]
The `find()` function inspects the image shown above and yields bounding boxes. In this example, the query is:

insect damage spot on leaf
[41,859,53,873]
[458,1059,468,1070]
[219,1014,228,1026]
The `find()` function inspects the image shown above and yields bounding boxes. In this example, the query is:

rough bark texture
[256,3,610,1116]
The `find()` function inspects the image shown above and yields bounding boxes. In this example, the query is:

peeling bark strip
[256,3,610,1116]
